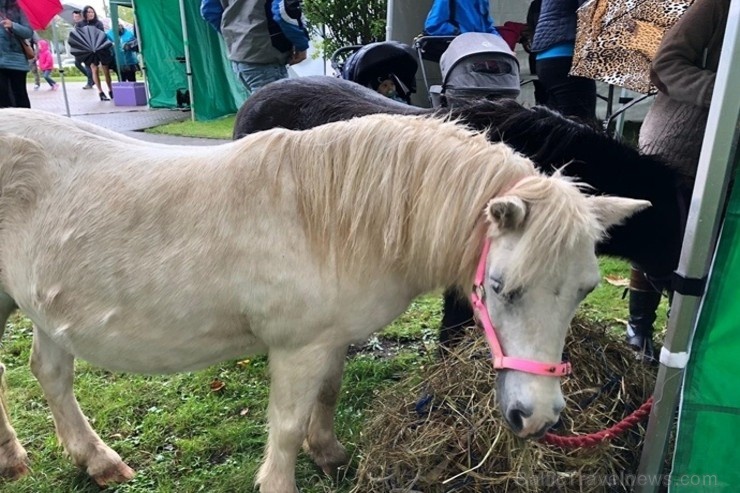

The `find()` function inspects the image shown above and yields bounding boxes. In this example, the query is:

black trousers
[535,56,596,121]
[119,69,137,82]
[0,68,31,108]
[75,58,93,86]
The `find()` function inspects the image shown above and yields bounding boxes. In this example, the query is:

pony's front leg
[257,345,346,493]
[0,292,29,480]
[303,345,349,476]
[29,327,135,486]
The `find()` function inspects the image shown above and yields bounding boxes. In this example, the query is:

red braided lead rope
[541,396,654,448]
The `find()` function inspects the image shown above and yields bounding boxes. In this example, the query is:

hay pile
[352,317,657,492]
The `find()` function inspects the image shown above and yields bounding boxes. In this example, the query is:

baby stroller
[422,32,520,108]
[330,41,418,104]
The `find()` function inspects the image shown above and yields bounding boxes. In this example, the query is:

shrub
[303,0,387,57]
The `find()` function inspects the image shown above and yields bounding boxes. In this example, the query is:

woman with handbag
[0,0,33,108]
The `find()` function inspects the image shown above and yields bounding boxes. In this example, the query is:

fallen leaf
[236,359,251,368]
[604,275,629,287]
[210,379,226,392]
[239,408,250,417]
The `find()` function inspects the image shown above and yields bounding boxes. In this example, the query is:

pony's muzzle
[504,400,564,439]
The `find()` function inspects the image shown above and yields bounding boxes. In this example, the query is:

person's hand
[1,19,13,30]
[289,50,307,65]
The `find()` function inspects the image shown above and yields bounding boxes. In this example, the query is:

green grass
[144,116,236,140]
[0,256,665,492]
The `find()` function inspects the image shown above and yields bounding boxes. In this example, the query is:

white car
[52,57,77,69]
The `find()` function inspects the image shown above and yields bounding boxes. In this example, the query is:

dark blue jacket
[531,0,587,53]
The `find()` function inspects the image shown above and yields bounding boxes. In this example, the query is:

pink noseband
[471,238,572,377]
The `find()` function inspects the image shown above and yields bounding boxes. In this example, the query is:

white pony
[0,109,648,492]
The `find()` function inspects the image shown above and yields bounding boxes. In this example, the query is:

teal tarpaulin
[112,0,246,120]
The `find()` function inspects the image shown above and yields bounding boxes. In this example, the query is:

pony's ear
[588,196,651,230]
[485,196,527,236]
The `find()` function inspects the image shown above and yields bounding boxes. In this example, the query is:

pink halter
[470,238,572,377]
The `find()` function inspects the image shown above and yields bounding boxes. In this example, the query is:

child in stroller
[331,40,418,104]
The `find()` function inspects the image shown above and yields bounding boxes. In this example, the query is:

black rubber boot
[625,266,662,363]
[625,288,662,364]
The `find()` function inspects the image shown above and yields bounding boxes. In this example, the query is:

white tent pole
[178,0,195,121]
[51,21,71,117]
[635,1,740,490]
[130,0,148,98]
[386,0,394,40]
[110,4,122,82]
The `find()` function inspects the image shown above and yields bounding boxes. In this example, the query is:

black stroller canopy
[69,25,113,66]
[342,41,418,96]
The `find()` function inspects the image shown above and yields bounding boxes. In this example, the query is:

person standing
[0,0,33,108]
[76,5,113,101]
[201,0,309,94]
[625,0,731,362]
[107,23,139,82]
[71,9,94,89]
[531,0,596,120]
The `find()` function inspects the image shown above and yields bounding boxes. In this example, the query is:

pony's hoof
[91,462,135,486]
[0,441,29,481]
[0,461,29,481]
[303,439,349,477]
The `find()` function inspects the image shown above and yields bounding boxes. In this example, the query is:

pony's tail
[0,135,50,225]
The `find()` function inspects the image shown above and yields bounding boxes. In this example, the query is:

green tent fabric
[129,0,246,120]
[672,165,740,492]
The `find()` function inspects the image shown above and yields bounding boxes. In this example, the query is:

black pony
[234,76,687,344]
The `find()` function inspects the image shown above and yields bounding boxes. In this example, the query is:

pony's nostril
[553,402,565,416]
[506,406,532,432]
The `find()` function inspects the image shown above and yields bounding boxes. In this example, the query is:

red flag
[18,0,63,30]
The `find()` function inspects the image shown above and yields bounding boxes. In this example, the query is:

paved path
[27,80,229,146]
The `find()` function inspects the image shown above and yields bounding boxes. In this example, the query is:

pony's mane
[246,114,602,291]
[448,99,679,190]
[447,99,608,166]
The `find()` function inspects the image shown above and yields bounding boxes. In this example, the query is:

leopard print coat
[570,0,697,94]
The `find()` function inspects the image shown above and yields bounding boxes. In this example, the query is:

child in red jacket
[36,39,58,90]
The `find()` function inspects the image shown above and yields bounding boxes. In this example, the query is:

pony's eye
[504,287,523,303]
[490,278,503,295]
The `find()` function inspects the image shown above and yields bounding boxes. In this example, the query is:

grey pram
[427,32,520,107]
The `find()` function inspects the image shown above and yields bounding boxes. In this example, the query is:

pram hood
[439,32,520,99]
[341,41,418,96]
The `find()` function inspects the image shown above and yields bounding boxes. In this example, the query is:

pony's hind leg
[29,326,135,486]
[0,292,29,480]
[303,345,349,476]
[257,344,348,493]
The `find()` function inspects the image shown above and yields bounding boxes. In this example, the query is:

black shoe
[109,91,114,100]
[99,91,110,101]
[626,323,657,364]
